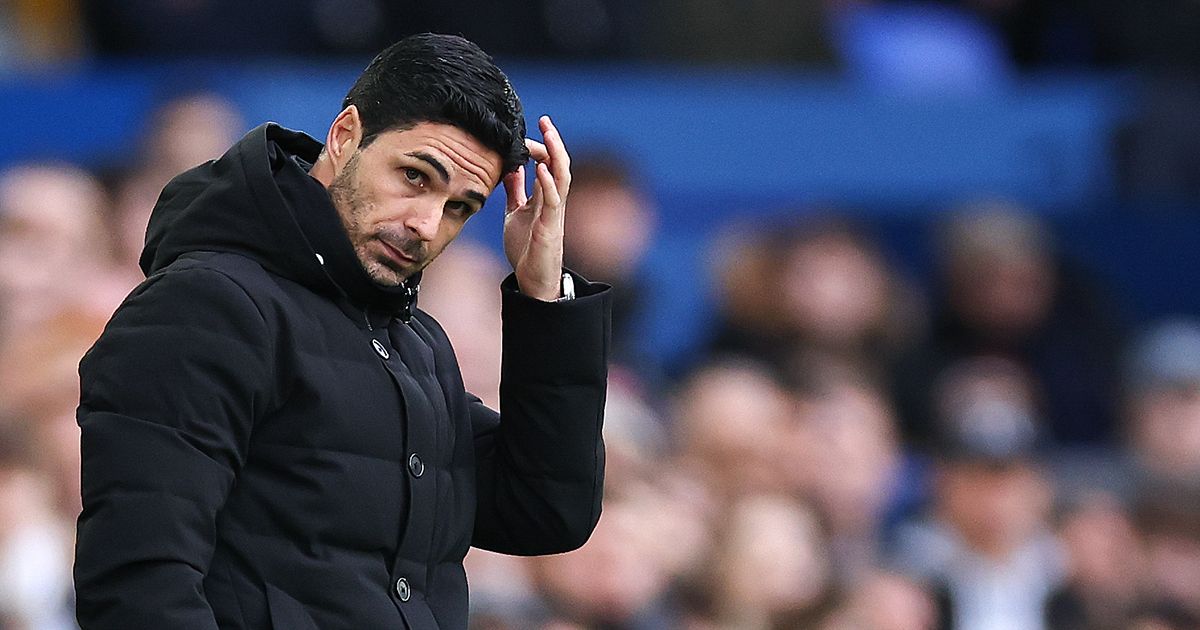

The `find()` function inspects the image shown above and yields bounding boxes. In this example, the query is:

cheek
[352,190,414,230]
[431,220,468,251]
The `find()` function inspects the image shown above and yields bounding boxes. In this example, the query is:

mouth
[379,238,421,268]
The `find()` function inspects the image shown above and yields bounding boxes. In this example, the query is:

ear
[325,105,364,171]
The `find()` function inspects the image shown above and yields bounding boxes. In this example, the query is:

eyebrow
[406,151,489,207]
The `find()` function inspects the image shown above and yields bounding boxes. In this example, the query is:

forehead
[366,122,505,190]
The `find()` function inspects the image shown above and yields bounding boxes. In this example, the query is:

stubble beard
[329,155,426,287]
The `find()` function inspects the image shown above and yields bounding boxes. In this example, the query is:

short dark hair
[342,33,529,175]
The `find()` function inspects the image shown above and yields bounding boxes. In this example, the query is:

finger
[503,165,527,213]
[525,138,549,163]
[535,161,563,232]
[528,161,545,212]
[539,116,571,196]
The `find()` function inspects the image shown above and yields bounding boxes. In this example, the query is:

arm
[471,271,611,555]
[75,265,271,629]
[471,115,611,554]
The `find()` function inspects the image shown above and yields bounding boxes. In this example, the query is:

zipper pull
[400,282,418,325]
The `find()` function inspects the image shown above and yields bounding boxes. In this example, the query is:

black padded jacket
[75,123,610,630]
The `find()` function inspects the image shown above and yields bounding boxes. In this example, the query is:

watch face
[559,272,575,302]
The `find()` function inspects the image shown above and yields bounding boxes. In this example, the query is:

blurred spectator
[137,92,244,184]
[671,358,792,499]
[0,164,116,630]
[597,378,670,492]
[108,92,244,273]
[894,203,1124,447]
[463,547,541,630]
[892,355,1064,630]
[783,356,913,585]
[705,224,788,369]
[1045,493,1144,630]
[0,308,106,423]
[31,406,82,525]
[816,569,938,630]
[685,494,836,630]
[777,221,899,360]
[707,217,918,385]
[0,164,130,341]
[458,299,667,630]
[470,358,688,628]
[1121,318,1200,484]
[529,495,682,628]
[561,152,656,371]
[1133,481,1200,622]
[417,239,507,408]
[604,379,716,605]
[0,307,105,525]
[0,418,76,630]
[930,356,1044,449]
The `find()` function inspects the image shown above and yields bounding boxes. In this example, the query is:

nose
[404,201,443,242]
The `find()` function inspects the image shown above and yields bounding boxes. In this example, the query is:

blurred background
[3,1,1200,629]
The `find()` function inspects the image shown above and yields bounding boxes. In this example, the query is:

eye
[401,167,426,186]
[445,200,475,218]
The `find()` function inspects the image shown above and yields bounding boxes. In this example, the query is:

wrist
[518,271,573,302]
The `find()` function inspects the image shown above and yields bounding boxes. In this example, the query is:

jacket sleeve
[470,271,611,555]
[75,266,272,630]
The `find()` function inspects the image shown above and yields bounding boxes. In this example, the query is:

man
[892,357,1063,630]
[74,34,611,630]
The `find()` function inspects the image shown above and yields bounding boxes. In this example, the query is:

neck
[308,152,335,188]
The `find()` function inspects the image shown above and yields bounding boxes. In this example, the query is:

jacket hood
[141,123,419,317]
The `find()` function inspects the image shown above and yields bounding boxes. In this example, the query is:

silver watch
[554,271,575,302]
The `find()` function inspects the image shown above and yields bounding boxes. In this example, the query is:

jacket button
[372,339,390,359]
[408,453,424,478]
[395,577,410,602]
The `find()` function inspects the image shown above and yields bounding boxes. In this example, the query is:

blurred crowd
[1,3,1200,630]
[0,93,247,630]
[468,164,1200,629]
[2,86,1199,630]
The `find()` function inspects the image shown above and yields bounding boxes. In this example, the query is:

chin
[375,274,407,288]
[365,262,407,287]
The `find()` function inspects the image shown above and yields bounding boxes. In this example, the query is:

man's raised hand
[503,115,571,301]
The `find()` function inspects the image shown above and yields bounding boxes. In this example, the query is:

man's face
[937,459,1051,558]
[328,122,504,286]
